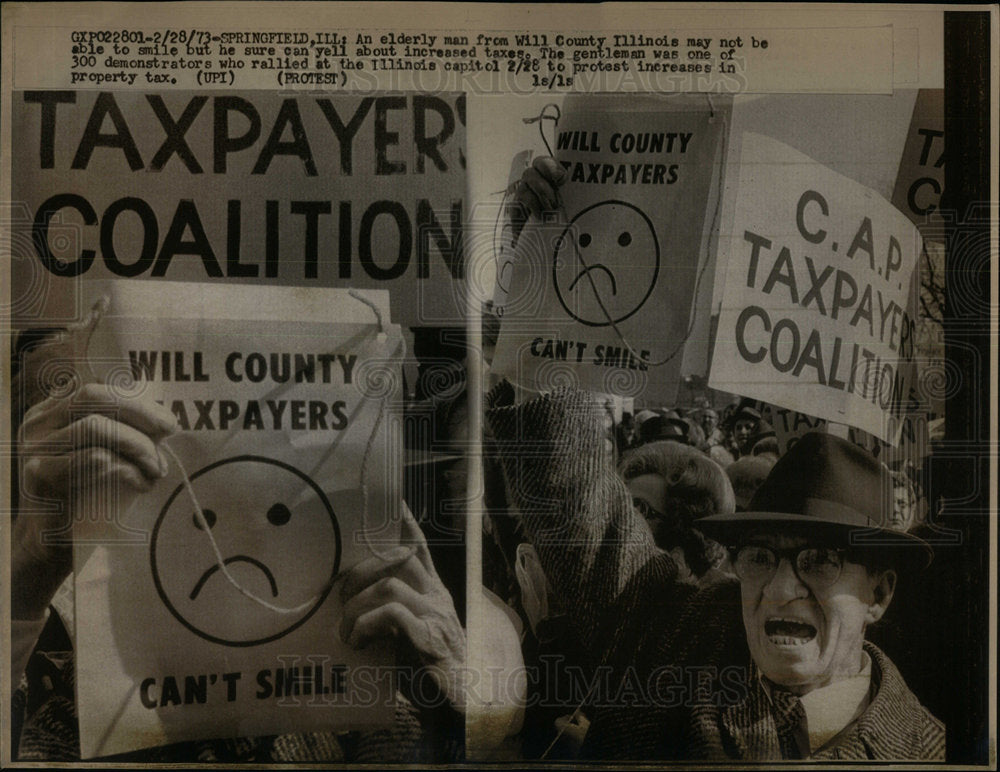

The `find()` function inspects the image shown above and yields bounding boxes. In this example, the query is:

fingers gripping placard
[73,281,403,757]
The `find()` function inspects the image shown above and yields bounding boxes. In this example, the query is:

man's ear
[866,569,897,624]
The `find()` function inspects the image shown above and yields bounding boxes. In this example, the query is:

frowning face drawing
[151,456,341,647]
[552,200,660,327]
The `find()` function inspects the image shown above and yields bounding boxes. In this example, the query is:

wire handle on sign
[346,290,408,558]
[493,104,563,265]
[348,289,386,335]
[160,443,324,615]
[523,103,562,157]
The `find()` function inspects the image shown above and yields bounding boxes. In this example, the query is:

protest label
[10,91,466,326]
[492,95,728,402]
[766,404,828,454]
[710,133,922,445]
[891,89,945,238]
[73,281,402,757]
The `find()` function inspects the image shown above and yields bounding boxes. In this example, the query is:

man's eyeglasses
[731,545,850,589]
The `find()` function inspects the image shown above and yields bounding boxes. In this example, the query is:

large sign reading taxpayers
[11,91,466,325]
[710,133,922,445]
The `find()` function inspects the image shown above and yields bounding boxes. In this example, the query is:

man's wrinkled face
[738,532,892,695]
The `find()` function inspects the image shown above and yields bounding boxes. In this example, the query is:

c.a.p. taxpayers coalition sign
[72,282,402,757]
[10,90,465,326]
[710,133,922,445]
[492,94,728,402]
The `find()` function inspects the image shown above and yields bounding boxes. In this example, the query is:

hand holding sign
[14,380,177,618]
[508,156,567,242]
[339,503,466,709]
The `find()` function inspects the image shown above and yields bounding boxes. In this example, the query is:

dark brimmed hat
[697,432,933,568]
[732,405,762,424]
[639,415,690,445]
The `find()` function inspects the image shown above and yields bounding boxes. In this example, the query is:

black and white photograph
[2,2,995,767]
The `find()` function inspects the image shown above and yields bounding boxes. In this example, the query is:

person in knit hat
[486,383,943,761]
[726,454,776,511]
[617,440,732,583]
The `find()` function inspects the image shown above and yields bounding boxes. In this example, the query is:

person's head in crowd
[617,440,734,581]
[731,405,762,456]
[697,408,719,439]
[708,443,736,469]
[682,418,706,450]
[725,454,776,511]
[634,409,658,427]
[638,415,691,446]
[698,432,932,696]
[719,403,737,428]
[750,435,779,460]
[889,466,924,532]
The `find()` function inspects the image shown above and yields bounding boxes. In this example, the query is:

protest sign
[10,91,466,327]
[710,133,923,445]
[891,89,947,436]
[492,95,728,402]
[765,404,828,455]
[72,281,402,757]
[891,89,945,237]
[490,148,534,314]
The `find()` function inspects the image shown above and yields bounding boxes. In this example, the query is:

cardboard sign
[763,403,828,455]
[10,91,466,326]
[492,95,727,402]
[891,89,945,238]
[74,282,402,757]
[710,134,922,445]
[491,148,534,314]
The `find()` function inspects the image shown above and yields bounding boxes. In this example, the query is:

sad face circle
[151,456,341,647]
[553,200,660,327]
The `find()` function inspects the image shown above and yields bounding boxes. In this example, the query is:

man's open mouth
[764,617,817,646]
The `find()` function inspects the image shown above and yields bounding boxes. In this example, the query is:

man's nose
[762,558,808,602]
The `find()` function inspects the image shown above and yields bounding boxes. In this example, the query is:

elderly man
[486,386,943,761]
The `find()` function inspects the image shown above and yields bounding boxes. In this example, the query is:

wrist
[11,530,71,620]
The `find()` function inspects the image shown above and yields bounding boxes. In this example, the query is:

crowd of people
[617,401,775,465]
